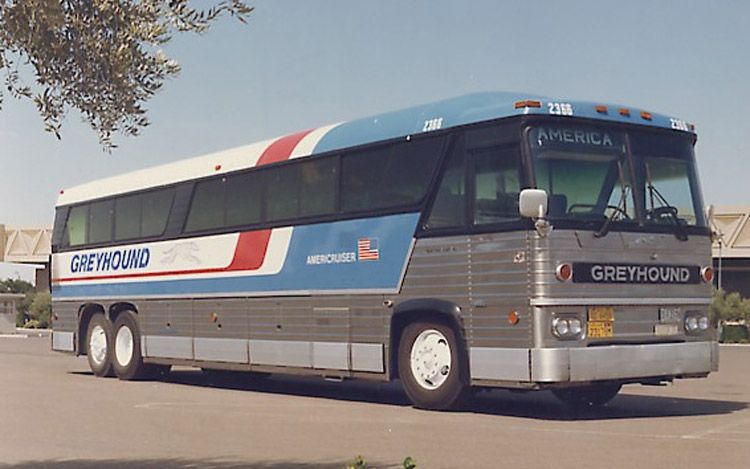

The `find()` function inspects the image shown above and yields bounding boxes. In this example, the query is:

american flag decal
[357,237,379,261]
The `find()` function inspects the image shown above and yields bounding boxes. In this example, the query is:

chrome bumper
[531,341,718,382]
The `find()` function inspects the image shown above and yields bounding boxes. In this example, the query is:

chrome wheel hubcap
[410,329,451,390]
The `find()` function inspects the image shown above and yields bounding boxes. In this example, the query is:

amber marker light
[514,100,542,109]
[701,266,714,283]
[595,105,608,114]
[210,312,219,322]
[619,108,631,117]
[508,310,520,325]
[214,164,222,171]
[555,263,573,282]
[640,111,653,121]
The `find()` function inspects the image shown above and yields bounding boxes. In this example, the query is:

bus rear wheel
[112,311,167,380]
[398,321,467,410]
[85,313,113,377]
[552,383,622,409]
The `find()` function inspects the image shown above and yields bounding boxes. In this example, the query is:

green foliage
[0,278,33,294]
[344,455,417,469]
[28,291,51,328]
[1,277,52,329]
[721,324,750,343]
[402,456,417,469]
[346,455,367,469]
[0,1,253,150]
[710,289,750,324]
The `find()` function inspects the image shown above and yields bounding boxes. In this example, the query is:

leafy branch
[0,0,253,150]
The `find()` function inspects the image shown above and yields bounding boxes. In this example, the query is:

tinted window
[88,200,113,244]
[473,146,521,225]
[426,142,466,229]
[265,165,300,222]
[142,189,173,236]
[341,137,442,213]
[226,172,262,227]
[115,194,141,241]
[299,158,337,217]
[185,179,225,232]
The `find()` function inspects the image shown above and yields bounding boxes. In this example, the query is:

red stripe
[256,129,314,166]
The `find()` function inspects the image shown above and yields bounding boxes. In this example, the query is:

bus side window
[425,141,466,229]
[472,146,521,225]
[88,200,114,244]
[185,178,225,232]
[64,205,88,247]
[298,157,337,218]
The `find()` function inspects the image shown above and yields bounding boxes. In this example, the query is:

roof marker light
[619,108,631,117]
[59,189,65,195]
[690,123,696,132]
[595,105,608,114]
[514,100,542,109]
[214,164,222,171]
[640,111,653,121]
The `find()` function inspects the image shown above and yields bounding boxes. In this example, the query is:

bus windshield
[528,124,706,229]
[529,125,636,224]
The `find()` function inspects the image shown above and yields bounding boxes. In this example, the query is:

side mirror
[519,189,548,219]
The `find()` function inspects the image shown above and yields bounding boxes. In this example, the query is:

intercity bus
[50,92,718,409]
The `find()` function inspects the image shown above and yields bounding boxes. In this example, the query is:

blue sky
[2,0,749,280]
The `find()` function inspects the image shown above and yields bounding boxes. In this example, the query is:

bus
[50,91,718,410]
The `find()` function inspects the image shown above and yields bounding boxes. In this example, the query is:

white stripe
[57,138,278,206]
[289,123,341,159]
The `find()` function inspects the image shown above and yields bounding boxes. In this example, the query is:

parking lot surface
[1,335,749,468]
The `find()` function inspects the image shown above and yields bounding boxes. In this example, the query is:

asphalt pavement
[1,335,749,468]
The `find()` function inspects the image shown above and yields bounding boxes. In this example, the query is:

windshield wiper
[645,163,688,241]
[595,160,630,238]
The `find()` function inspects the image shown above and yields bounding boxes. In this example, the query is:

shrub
[721,324,750,343]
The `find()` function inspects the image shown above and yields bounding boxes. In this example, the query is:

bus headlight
[684,312,710,334]
[552,315,583,340]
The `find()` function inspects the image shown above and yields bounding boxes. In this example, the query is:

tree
[0,1,253,150]
[710,288,750,324]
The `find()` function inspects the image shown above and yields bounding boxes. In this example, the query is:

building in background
[0,224,52,292]
[711,206,750,297]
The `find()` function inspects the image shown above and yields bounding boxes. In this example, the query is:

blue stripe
[312,91,691,155]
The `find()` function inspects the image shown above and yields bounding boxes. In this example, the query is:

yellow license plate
[588,321,614,338]
[588,306,615,322]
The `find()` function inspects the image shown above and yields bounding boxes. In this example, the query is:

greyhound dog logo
[162,242,201,265]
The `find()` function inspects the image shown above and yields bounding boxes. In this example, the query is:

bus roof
[57,91,694,207]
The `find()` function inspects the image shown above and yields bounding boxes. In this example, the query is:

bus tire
[111,311,151,381]
[85,313,113,377]
[398,321,467,410]
[552,383,622,409]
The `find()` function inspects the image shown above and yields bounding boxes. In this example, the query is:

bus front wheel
[552,383,622,409]
[398,321,467,410]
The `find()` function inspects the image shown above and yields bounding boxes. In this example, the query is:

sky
[2,0,750,280]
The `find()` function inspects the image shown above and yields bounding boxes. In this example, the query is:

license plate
[588,321,614,338]
[659,307,681,323]
[588,306,615,322]
[654,324,679,336]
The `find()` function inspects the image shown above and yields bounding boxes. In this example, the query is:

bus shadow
[1,458,362,469]
[151,369,747,421]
